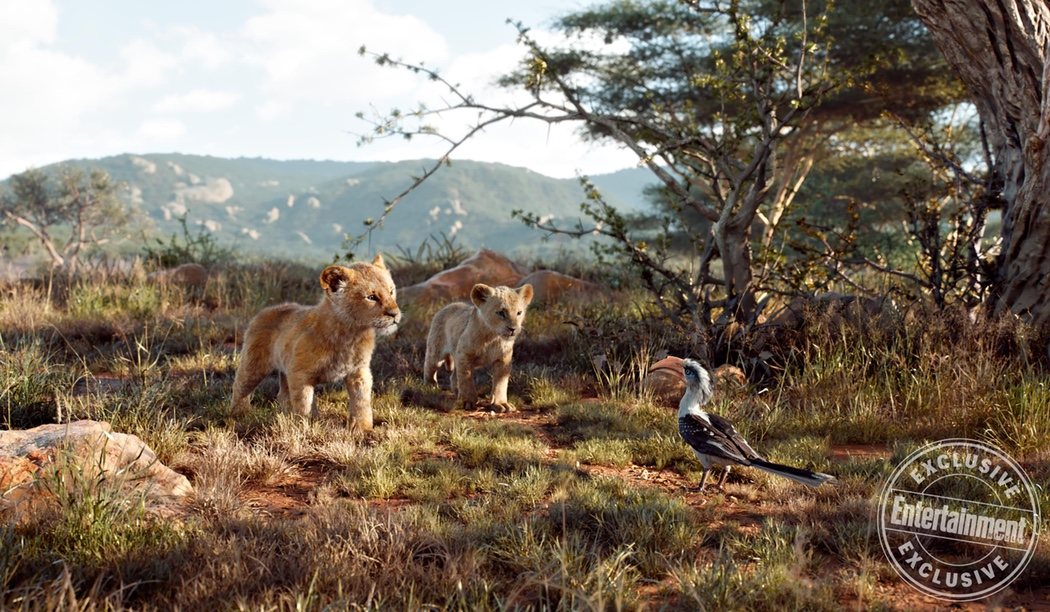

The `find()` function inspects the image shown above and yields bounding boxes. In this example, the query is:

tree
[911,0,1050,326]
[358,0,839,325]
[0,167,130,274]
[355,0,966,327]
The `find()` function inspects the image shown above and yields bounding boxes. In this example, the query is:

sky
[0,0,637,181]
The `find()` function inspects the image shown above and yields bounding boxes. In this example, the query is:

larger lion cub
[230,255,400,430]
[424,283,533,412]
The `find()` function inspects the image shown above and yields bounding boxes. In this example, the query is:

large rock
[399,249,529,304]
[644,356,686,407]
[1,420,192,521]
[146,262,209,288]
[399,250,607,307]
[517,270,601,305]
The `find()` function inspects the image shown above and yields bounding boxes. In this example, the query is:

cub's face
[320,254,402,334]
[470,283,534,338]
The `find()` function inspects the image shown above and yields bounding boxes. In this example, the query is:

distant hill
[12,154,657,260]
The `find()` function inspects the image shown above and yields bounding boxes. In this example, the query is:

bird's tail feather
[751,459,835,487]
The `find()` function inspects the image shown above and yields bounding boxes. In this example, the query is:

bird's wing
[708,412,765,461]
[678,415,752,465]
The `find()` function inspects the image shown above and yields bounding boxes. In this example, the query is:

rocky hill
[18,154,656,259]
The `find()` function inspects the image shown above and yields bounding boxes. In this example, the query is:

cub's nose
[387,309,402,323]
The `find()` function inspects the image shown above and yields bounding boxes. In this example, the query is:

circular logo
[878,439,1041,601]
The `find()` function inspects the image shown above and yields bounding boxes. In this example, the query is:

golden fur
[423,283,533,412]
[230,255,400,430]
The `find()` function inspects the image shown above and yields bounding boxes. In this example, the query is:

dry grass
[1,260,1049,609]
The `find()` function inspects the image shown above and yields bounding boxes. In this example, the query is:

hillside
[18,154,656,260]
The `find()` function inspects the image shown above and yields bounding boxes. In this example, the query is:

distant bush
[142,213,235,269]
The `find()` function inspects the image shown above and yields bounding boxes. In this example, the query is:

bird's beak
[648,356,686,382]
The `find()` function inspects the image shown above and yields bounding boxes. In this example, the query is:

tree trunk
[713,218,758,322]
[912,0,1050,326]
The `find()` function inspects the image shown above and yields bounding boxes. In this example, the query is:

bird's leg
[697,469,710,492]
[717,466,731,490]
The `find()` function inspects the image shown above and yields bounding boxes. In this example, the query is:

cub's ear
[470,283,495,307]
[372,253,387,270]
[320,265,355,293]
[517,283,534,306]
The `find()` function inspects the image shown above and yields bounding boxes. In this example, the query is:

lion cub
[424,283,533,412]
[230,254,400,430]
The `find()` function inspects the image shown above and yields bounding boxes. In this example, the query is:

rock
[399,250,606,306]
[399,249,529,304]
[0,420,192,521]
[713,364,747,390]
[517,270,601,305]
[643,356,685,407]
[147,263,209,288]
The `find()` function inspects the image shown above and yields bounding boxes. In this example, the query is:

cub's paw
[488,401,517,414]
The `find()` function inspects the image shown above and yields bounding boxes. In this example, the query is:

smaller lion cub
[424,283,533,412]
[230,254,401,430]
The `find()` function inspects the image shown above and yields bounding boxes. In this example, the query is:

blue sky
[0,0,635,180]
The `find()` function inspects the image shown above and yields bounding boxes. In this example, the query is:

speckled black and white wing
[678,414,753,466]
[708,413,764,462]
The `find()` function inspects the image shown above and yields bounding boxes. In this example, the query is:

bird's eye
[367,294,379,302]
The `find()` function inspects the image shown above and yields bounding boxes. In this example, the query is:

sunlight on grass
[3,254,1049,609]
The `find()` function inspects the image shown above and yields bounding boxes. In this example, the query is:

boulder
[399,249,529,304]
[643,356,686,407]
[713,364,748,390]
[1,420,192,521]
[517,270,601,305]
[147,262,209,288]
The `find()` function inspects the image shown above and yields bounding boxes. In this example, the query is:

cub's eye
[497,310,507,319]
[517,311,522,315]
[367,294,379,302]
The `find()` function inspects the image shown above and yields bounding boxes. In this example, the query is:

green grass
[2,259,1049,609]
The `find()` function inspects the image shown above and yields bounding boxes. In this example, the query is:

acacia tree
[911,0,1050,326]
[358,0,837,325]
[355,0,964,326]
[0,167,130,275]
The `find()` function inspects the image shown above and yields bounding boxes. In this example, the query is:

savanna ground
[1,254,1049,610]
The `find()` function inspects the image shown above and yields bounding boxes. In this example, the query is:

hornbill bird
[677,359,835,491]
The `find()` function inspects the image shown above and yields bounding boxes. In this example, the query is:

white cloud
[0,0,636,180]
[0,0,58,47]
[242,0,449,105]
[154,89,240,113]
[255,99,288,120]
[0,2,181,176]
[346,33,639,178]
[119,39,179,87]
[174,27,233,69]
[137,118,187,141]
